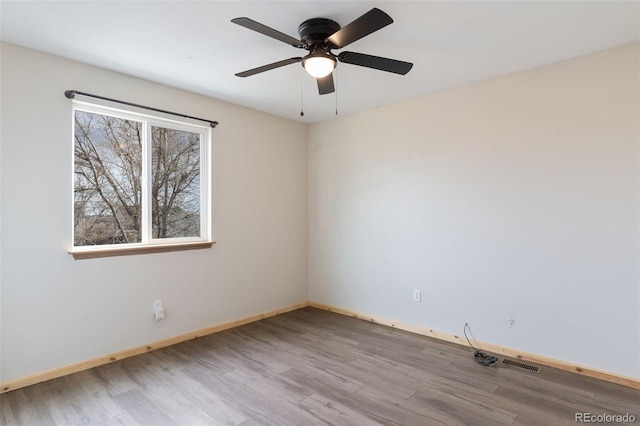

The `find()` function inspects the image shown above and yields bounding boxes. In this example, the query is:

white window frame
[70,101,213,258]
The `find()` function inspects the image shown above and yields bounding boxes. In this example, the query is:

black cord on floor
[464,322,499,367]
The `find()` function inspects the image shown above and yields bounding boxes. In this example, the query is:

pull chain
[300,67,305,117]
[334,69,338,116]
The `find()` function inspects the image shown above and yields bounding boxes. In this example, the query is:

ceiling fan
[231,8,413,95]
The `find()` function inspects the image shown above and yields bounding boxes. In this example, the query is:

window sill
[69,241,215,260]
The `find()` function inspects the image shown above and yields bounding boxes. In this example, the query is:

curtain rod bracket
[64,90,219,128]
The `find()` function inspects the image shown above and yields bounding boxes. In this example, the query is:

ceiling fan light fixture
[302,53,336,78]
[232,8,413,96]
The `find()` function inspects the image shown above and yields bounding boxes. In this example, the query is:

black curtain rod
[64,90,219,128]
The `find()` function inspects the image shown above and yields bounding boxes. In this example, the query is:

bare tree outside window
[151,127,200,239]
[73,109,203,247]
[74,111,143,245]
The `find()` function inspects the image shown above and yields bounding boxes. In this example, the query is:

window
[71,102,212,258]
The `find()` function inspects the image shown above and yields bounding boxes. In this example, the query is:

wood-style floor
[1,307,638,425]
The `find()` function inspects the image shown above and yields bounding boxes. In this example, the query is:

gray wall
[2,42,638,383]
[0,43,308,382]
[308,44,640,378]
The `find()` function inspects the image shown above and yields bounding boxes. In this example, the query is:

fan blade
[326,8,393,49]
[235,57,302,77]
[317,73,335,95]
[231,17,304,48]
[338,51,413,75]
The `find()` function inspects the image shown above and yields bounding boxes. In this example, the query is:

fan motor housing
[298,18,340,48]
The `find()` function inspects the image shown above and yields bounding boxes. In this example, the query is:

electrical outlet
[507,315,515,328]
[153,300,165,321]
[413,289,421,302]
[154,306,165,321]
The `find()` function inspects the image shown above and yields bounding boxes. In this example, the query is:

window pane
[151,126,201,239]
[74,111,143,246]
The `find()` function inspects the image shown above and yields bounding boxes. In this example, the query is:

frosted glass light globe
[303,56,335,78]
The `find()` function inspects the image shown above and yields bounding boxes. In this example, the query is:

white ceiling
[1,1,638,123]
